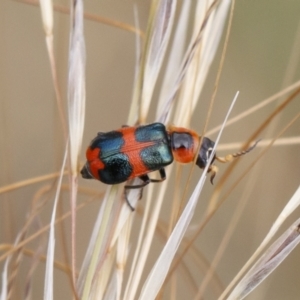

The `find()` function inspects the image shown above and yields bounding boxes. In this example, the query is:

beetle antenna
[215,139,260,163]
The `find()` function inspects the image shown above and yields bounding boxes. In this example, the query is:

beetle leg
[127,168,166,186]
[124,176,150,211]
[123,190,136,211]
[124,168,166,189]
[123,169,167,211]
[148,168,166,183]
[208,165,218,184]
[125,175,150,189]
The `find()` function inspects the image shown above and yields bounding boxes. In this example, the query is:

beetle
[81,122,258,209]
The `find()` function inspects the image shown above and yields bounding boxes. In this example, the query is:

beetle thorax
[169,127,199,164]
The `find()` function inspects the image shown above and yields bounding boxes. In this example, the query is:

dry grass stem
[16,0,144,37]
[226,219,300,300]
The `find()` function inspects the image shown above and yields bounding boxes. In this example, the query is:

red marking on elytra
[86,147,104,180]
[118,127,156,178]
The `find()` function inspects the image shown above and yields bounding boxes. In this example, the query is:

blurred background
[1,0,300,299]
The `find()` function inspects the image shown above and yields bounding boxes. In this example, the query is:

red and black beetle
[81,123,258,208]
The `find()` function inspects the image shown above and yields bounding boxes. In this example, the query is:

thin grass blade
[260,185,300,248]
[138,174,206,300]
[0,260,9,300]
[103,268,117,300]
[174,0,231,126]
[123,178,166,300]
[139,93,239,299]
[158,0,228,124]
[43,145,68,300]
[207,79,300,136]
[227,219,300,300]
[124,180,157,299]
[116,216,133,300]
[156,1,192,123]
[80,186,119,299]
[68,0,86,172]
[128,0,177,123]
[92,245,116,300]
[216,136,300,152]
[77,191,107,294]
[219,185,300,300]
[67,0,86,285]
[39,0,68,138]
[39,0,53,35]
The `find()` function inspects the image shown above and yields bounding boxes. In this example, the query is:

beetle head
[195,137,216,169]
[195,137,217,183]
[80,163,94,179]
